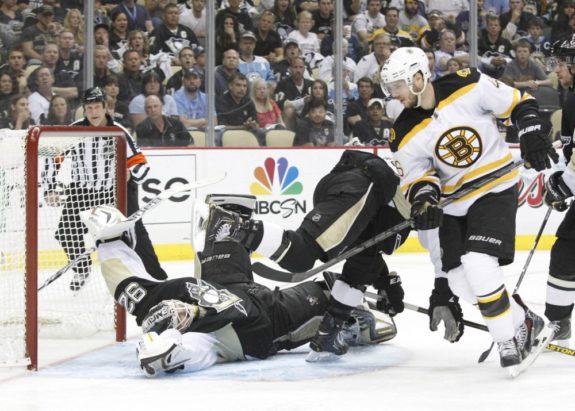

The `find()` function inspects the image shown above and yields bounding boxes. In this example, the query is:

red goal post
[0,126,128,370]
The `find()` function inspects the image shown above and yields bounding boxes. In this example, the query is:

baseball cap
[368,98,385,108]
[283,38,299,50]
[241,31,257,41]
[427,9,443,19]
[34,5,54,16]
[94,22,110,32]
[183,68,201,78]
[193,46,205,56]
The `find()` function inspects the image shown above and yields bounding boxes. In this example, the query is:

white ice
[1,251,574,411]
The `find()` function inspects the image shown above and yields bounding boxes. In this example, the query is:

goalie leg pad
[80,205,136,247]
[205,194,257,219]
[137,330,194,377]
[343,307,397,346]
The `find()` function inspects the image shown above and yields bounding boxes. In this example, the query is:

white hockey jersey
[390,68,531,216]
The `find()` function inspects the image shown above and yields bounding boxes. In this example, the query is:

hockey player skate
[342,307,397,346]
[513,294,545,359]
[497,338,522,367]
[549,317,571,346]
[137,329,195,377]
[307,311,349,362]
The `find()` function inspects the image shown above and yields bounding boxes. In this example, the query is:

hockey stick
[253,160,525,283]
[477,206,553,363]
[38,173,226,291]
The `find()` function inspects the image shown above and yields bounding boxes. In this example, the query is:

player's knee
[277,231,323,272]
[461,252,502,296]
[447,265,476,304]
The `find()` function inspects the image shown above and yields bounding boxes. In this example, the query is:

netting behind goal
[0,126,127,369]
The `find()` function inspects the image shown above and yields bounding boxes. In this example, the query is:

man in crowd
[135,95,191,147]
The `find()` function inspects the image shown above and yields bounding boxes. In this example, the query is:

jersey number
[118,282,147,314]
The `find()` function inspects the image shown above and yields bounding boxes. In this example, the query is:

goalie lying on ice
[80,205,397,377]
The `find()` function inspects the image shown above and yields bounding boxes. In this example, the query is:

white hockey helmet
[380,47,432,98]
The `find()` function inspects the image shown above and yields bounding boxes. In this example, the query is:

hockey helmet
[380,47,432,98]
[548,33,575,70]
[83,86,107,105]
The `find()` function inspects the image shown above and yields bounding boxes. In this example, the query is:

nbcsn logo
[250,157,307,218]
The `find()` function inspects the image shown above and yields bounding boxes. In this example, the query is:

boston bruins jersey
[389,68,531,216]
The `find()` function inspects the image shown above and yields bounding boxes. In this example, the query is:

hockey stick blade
[38,173,226,291]
[253,160,524,283]
[546,343,575,356]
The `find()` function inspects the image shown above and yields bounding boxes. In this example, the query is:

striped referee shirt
[44,114,150,192]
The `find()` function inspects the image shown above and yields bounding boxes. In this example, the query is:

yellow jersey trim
[442,154,513,194]
[497,88,520,119]
[436,83,478,111]
[447,169,519,204]
[398,118,433,151]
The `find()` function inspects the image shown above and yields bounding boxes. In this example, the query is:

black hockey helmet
[83,87,106,105]
[550,33,575,65]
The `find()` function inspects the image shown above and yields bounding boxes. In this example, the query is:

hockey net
[0,126,127,369]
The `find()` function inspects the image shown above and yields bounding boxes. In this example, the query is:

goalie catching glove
[410,183,443,230]
[79,205,136,248]
[429,278,464,343]
[545,171,572,212]
[518,117,558,171]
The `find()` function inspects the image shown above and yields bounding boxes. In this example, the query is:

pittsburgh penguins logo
[435,126,482,168]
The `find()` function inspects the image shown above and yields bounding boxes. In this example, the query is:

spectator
[215,13,239,65]
[484,0,510,15]
[0,48,27,94]
[300,78,334,119]
[180,0,206,47]
[192,45,206,91]
[295,0,319,13]
[311,0,333,41]
[318,38,357,82]
[103,74,131,129]
[117,49,144,104]
[149,3,199,55]
[57,31,83,86]
[94,21,110,47]
[215,48,240,97]
[327,60,358,119]
[20,5,57,62]
[251,77,284,132]
[370,7,414,47]
[62,8,84,51]
[109,10,129,56]
[434,29,470,77]
[272,0,296,41]
[272,38,307,82]
[38,43,79,100]
[94,45,115,88]
[215,0,254,34]
[254,9,283,63]
[238,31,275,86]
[501,39,552,92]
[352,0,386,48]
[551,0,575,42]
[500,0,534,40]
[28,67,54,124]
[215,72,258,140]
[274,56,313,128]
[294,98,334,146]
[286,10,319,55]
[111,0,153,33]
[345,76,374,133]
[426,0,469,22]
[351,98,393,146]
[424,48,439,81]
[0,72,17,115]
[173,67,208,129]
[478,14,514,79]
[145,0,166,29]
[166,46,195,95]
[40,95,73,125]
[129,70,178,128]
[135,95,191,146]
[522,16,552,69]
[0,94,32,129]
[446,57,463,73]
[354,33,393,83]
[320,17,363,62]
[420,9,465,49]
[398,0,429,43]
[456,0,488,36]
[0,0,23,25]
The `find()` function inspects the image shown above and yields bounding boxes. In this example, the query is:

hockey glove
[410,183,443,230]
[545,171,572,212]
[429,278,464,343]
[518,118,558,171]
[374,271,405,317]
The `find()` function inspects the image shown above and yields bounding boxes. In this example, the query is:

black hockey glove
[429,278,464,343]
[375,271,404,317]
[518,118,558,171]
[545,171,572,212]
[410,183,443,230]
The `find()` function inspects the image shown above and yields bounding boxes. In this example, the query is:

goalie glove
[374,271,404,317]
[79,205,136,248]
[545,171,572,212]
[429,278,464,343]
[518,117,558,171]
[410,183,443,230]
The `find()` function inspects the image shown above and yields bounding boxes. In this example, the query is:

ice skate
[137,330,194,377]
[549,317,571,346]
[307,312,348,362]
[497,338,521,368]
[513,296,545,358]
[343,307,397,346]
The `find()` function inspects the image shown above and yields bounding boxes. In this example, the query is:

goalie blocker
[82,205,396,376]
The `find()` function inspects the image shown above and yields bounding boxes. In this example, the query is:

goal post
[0,126,128,370]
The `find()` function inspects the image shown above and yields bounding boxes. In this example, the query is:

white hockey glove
[80,205,136,248]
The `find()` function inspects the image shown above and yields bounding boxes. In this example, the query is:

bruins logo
[388,128,396,143]
[435,126,482,168]
[456,68,472,78]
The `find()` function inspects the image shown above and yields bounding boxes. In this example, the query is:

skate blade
[509,326,555,378]
[305,350,341,363]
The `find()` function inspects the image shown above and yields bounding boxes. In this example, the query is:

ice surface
[1,252,574,411]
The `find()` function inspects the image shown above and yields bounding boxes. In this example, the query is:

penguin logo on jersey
[435,126,482,168]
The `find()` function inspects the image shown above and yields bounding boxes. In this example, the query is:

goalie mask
[380,47,431,106]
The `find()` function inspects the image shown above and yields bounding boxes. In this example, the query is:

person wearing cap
[20,5,57,62]
[352,0,386,48]
[254,9,283,63]
[351,98,393,146]
[238,30,275,87]
[272,38,307,81]
[180,0,206,47]
[135,95,191,146]
[215,0,253,35]
[94,22,110,47]
[166,47,196,95]
[149,3,198,55]
[173,67,209,129]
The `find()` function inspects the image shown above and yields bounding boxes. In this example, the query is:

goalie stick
[38,173,226,291]
[252,159,525,283]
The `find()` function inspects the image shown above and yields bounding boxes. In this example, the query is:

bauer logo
[250,157,307,218]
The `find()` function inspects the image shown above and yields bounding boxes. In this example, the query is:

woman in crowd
[0,94,33,130]
[40,95,73,125]
[272,0,296,41]
[63,8,85,51]
[128,70,178,128]
[109,11,130,57]
[251,78,283,129]
[0,73,18,117]
[104,74,131,129]
[301,79,334,120]
[215,14,239,65]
